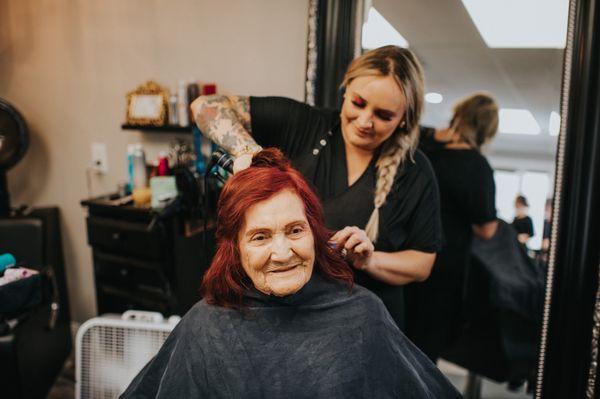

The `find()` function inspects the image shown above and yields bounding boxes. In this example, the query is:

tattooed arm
[190,95,262,158]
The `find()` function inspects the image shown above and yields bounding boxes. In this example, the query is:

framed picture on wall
[125,81,168,126]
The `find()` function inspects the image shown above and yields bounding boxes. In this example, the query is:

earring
[400,121,406,128]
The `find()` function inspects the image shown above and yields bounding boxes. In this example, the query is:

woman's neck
[434,127,454,143]
[434,128,473,149]
[344,141,374,186]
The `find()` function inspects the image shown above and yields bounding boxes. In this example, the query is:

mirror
[308,0,573,397]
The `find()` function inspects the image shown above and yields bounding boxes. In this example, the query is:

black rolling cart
[81,194,216,317]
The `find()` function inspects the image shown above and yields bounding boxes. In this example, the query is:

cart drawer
[93,251,170,297]
[86,216,165,260]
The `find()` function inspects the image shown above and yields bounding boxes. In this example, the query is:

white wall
[0,0,309,321]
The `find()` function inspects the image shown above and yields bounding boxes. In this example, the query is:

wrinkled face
[238,190,315,297]
[341,75,407,152]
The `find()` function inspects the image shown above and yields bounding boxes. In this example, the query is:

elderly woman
[120,149,460,399]
[191,46,442,329]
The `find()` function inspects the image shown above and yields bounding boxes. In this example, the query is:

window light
[521,171,551,250]
[494,171,521,222]
[362,7,409,50]
[499,109,541,135]
[549,111,561,136]
[494,170,550,250]
[425,92,443,104]
[461,0,568,48]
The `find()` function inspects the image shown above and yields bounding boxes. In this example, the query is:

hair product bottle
[177,80,189,127]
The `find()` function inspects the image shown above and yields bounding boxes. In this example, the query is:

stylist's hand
[232,153,254,174]
[330,226,375,271]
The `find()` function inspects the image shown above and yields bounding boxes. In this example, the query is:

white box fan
[75,310,180,399]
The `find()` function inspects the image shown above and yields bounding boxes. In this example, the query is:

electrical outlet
[91,142,108,174]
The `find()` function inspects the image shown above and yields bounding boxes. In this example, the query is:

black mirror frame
[305,0,600,397]
[537,0,600,397]
[305,0,362,109]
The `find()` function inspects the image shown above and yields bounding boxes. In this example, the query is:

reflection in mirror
[359,1,567,397]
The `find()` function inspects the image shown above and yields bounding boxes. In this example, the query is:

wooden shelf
[121,124,192,133]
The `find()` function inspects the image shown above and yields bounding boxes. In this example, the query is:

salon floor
[47,353,75,399]
[439,360,533,399]
[47,356,531,399]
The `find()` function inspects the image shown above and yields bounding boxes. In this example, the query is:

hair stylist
[406,93,499,361]
[190,45,442,329]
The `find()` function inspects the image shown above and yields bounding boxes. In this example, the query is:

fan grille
[79,324,171,399]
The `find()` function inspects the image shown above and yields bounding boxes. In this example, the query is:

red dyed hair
[201,148,354,309]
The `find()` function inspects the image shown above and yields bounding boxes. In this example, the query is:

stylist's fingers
[354,241,374,256]
[350,241,374,271]
[232,153,253,174]
[331,227,364,254]
[341,228,370,248]
[344,234,363,252]
[330,226,356,246]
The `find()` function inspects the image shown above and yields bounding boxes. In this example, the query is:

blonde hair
[341,45,425,242]
[450,93,499,150]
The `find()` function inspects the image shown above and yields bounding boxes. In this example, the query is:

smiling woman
[200,148,354,309]
[237,190,315,297]
[340,75,406,155]
[119,148,461,398]
[190,45,442,329]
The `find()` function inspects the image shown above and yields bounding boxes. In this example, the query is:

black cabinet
[0,208,72,399]
[81,196,215,316]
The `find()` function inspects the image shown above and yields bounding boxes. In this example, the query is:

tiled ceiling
[371,0,564,159]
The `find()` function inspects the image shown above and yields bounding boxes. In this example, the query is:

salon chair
[443,220,543,396]
[0,207,72,399]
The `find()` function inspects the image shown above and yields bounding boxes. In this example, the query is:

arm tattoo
[193,95,260,157]
[230,96,252,133]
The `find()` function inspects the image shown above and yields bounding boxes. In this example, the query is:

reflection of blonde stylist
[406,93,499,361]
[191,45,443,328]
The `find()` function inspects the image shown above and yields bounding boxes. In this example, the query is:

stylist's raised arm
[191,46,443,329]
[190,95,260,173]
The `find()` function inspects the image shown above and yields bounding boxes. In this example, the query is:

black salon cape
[249,97,442,329]
[120,273,460,399]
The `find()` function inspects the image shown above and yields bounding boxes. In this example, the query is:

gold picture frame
[125,81,168,126]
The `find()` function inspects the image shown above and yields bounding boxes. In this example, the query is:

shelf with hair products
[121,124,192,133]
[88,116,227,316]
[122,81,216,134]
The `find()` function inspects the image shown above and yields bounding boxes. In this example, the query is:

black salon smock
[249,97,442,329]
[120,273,461,398]
[405,127,496,360]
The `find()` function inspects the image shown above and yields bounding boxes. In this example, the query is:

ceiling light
[499,109,541,135]
[362,7,409,50]
[425,92,443,104]
[461,0,568,48]
[549,111,561,136]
